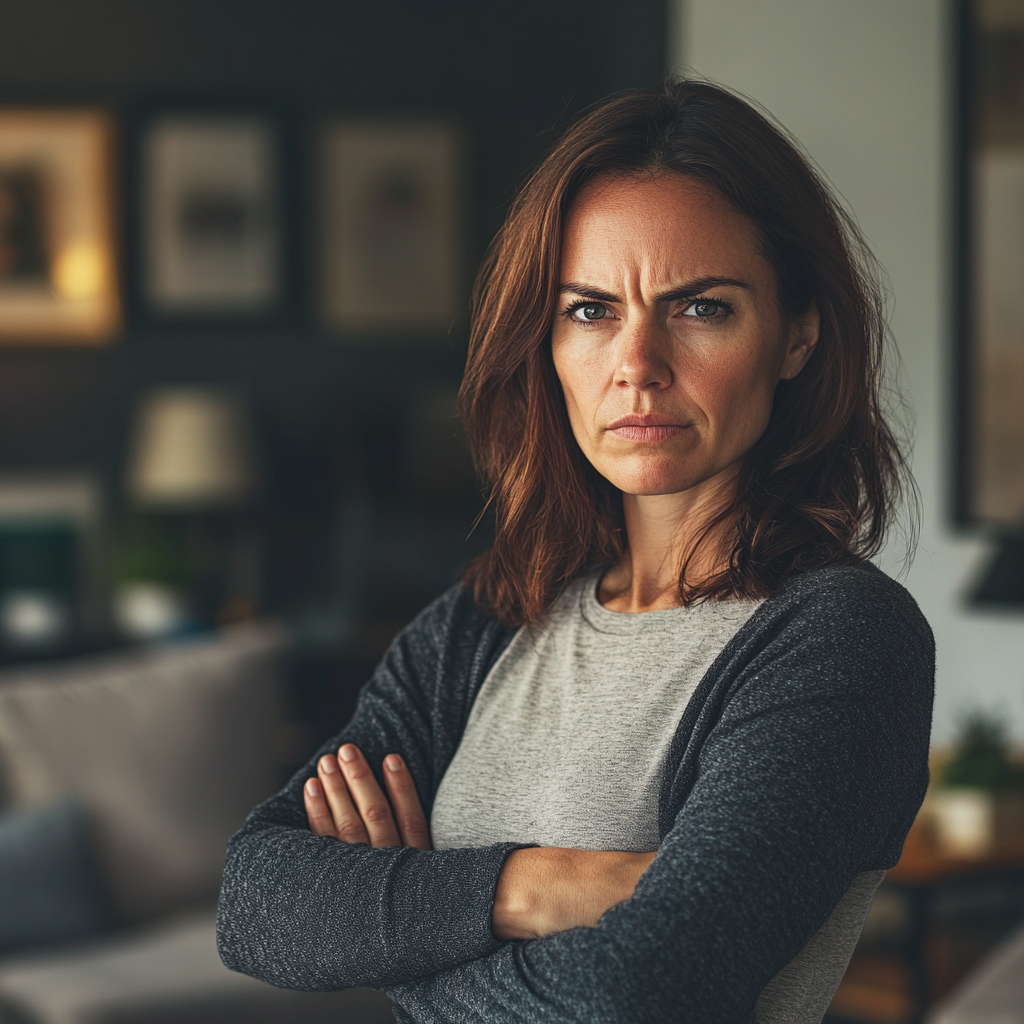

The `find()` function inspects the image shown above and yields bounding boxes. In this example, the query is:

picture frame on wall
[318,120,461,334]
[0,109,120,344]
[961,0,1024,528]
[141,114,281,317]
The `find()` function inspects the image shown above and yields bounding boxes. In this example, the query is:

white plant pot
[930,788,995,857]
[114,582,188,641]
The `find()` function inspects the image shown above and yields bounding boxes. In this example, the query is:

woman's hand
[303,744,651,940]
[304,743,432,850]
[493,847,656,940]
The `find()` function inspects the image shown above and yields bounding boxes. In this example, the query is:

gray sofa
[0,625,393,1024]
[926,921,1024,1024]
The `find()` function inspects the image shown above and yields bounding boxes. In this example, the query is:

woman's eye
[682,300,725,318]
[571,303,610,322]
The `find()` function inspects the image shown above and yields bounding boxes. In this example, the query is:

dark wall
[0,0,667,625]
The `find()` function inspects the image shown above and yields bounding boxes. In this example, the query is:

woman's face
[551,172,818,502]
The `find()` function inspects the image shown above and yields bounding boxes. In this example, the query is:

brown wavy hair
[461,79,913,627]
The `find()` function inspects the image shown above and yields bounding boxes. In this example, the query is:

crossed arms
[217,577,933,1023]
[303,742,655,941]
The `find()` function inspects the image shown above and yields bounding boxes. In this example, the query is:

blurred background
[0,0,663,736]
[0,2,1022,1023]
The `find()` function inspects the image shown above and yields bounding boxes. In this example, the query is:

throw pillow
[0,799,107,953]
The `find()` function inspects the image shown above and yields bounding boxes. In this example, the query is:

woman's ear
[779,300,820,380]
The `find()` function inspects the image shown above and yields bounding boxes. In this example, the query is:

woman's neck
[598,477,736,614]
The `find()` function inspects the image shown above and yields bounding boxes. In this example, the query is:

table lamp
[126,388,257,510]
[119,388,258,639]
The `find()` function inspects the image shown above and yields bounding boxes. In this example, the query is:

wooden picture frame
[318,120,461,334]
[0,109,120,344]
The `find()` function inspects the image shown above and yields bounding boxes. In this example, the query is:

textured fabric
[218,564,934,1024]
[0,800,107,954]
[432,574,761,852]
[430,573,868,1024]
[754,869,884,1023]
[0,623,286,924]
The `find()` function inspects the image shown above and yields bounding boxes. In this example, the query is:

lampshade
[127,388,257,509]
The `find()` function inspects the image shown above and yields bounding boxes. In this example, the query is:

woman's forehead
[560,172,771,289]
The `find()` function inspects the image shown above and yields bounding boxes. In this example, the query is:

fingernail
[306,778,322,797]
[385,754,403,772]
[320,755,338,774]
[339,744,358,762]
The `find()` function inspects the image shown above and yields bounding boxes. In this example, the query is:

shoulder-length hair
[461,78,912,627]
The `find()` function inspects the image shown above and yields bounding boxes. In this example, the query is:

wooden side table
[829,827,1024,1023]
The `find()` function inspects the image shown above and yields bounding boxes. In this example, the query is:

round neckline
[577,573,762,636]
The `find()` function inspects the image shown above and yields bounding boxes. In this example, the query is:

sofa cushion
[0,800,106,954]
[0,623,286,924]
[0,910,395,1024]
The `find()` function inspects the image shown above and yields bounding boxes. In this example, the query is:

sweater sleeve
[385,574,935,1024]
[216,588,523,990]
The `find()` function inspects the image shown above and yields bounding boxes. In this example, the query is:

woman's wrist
[492,847,655,941]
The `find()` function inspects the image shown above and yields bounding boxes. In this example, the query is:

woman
[218,80,934,1023]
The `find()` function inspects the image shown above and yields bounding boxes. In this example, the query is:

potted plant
[110,515,200,641]
[929,713,1024,857]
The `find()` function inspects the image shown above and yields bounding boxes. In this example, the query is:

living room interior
[0,2,1022,1023]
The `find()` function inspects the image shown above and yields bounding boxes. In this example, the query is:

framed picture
[961,0,1024,527]
[0,109,119,344]
[142,115,281,316]
[318,120,461,333]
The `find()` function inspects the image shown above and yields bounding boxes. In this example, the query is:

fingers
[335,744,402,848]
[303,745,424,850]
[315,752,373,844]
[383,754,432,850]
[303,777,338,837]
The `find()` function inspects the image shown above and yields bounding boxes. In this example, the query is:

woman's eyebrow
[558,283,620,302]
[558,276,751,303]
[655,277,751,301]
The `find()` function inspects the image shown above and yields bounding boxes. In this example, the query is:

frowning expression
[551,172,818,502]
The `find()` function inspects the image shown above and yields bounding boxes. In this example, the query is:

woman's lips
[606,417,690,442]
[609,424,687,442]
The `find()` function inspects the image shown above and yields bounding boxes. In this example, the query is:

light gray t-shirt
[432,575,881,1023]
[432,575,762,852]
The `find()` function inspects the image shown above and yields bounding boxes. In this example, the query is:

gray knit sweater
[217,563,934,1023]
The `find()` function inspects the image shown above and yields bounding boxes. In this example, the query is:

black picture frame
[957,0,1024,607]
[126,99,296,327]
[956,0,1024,532]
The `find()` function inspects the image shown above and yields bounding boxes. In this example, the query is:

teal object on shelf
[0,523,78,651]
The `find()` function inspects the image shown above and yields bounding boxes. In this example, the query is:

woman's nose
[614,321,673,392]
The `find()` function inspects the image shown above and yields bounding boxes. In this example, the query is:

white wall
[672,0,1024,744]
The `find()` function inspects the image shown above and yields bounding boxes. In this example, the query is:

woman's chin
[604,465,706,498]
